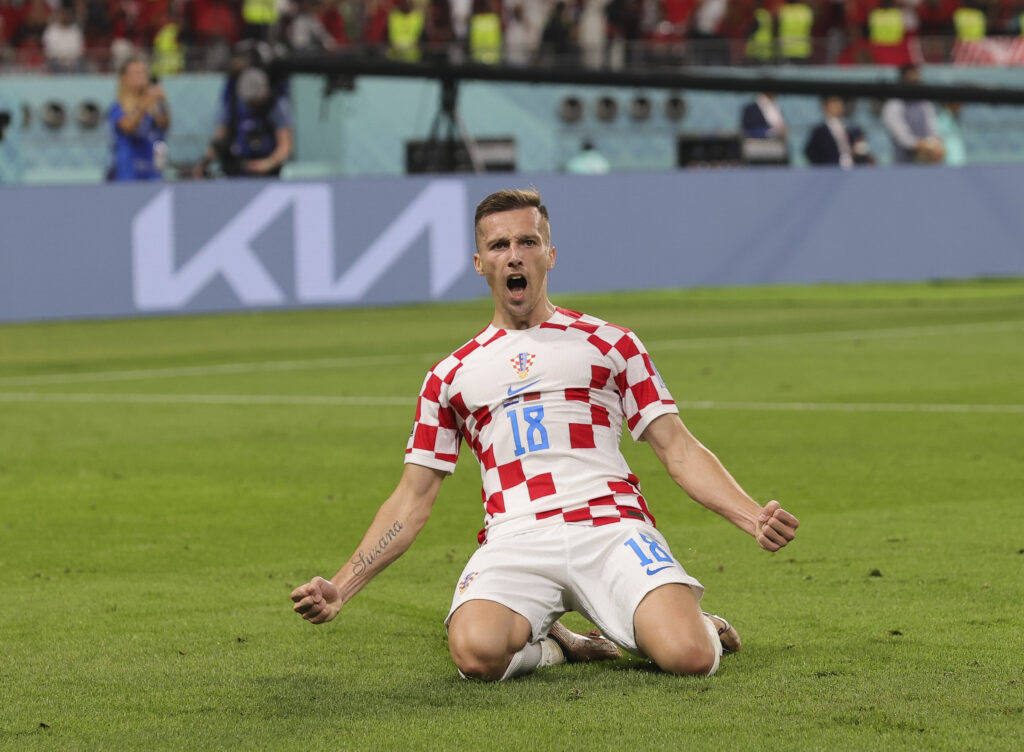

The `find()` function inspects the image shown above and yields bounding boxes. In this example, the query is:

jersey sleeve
[611,329,678,440]
[404,368,462,474]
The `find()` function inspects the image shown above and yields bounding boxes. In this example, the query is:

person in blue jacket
[108,56,170,181]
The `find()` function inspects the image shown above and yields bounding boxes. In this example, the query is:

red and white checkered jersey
[405,307,678,543]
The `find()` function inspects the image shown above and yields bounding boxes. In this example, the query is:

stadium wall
[3,66,1024,185]
[2,167,1022,322]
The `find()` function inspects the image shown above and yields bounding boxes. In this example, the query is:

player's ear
[473,252,484,276]
[547,245,556,270]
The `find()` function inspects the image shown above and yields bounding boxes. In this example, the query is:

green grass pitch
[1,280,1022,751]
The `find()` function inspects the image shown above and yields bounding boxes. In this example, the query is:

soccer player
[291,188,800,680]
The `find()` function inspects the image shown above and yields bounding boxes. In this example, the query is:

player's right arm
[290,462,445,624]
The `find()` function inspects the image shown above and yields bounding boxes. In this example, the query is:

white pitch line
[1,319,1021,388]
[1,391,1022,415]
[675,400,1024,415]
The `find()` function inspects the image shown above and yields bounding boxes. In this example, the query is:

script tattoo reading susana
[352,521,404,576]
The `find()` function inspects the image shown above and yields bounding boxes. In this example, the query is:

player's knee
[652,637,718,677]
[448,627,510,680]
[449,649,506,680]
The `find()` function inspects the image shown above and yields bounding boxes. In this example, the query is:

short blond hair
[474,188,550,241]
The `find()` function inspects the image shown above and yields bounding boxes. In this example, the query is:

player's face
[474,207,557,330]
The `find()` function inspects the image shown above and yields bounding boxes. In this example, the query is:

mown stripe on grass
[0,355,411,387]
[675,399,1024,415]
[2,319,1022,388]
[0,392,412,406]
[1,392,1022,414]
[648,319,1024,350]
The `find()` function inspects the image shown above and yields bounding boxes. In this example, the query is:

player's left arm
[641,413,799,551]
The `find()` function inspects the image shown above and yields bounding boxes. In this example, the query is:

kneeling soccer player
[291,188,799,679]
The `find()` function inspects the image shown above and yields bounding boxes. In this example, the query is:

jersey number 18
[507,406,549,456]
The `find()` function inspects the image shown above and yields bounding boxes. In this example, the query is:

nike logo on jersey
[506,379,541,397]
[645,565,673,576]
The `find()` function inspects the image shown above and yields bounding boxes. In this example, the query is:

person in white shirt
[881,64,945,164]
[42,3,84,72]
[291,188,799,681]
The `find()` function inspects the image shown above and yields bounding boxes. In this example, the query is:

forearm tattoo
[351,521,404,576]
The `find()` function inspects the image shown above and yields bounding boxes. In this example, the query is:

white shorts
[445,521,703,655]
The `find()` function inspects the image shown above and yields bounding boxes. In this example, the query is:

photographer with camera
[192,66,292,179]
[108,56,170,181]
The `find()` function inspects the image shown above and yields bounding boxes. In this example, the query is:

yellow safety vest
[745,8,774,61]
[242,0,278,26]
[868,8,904,45]
[470,13,502,64]
[953,8,986,42]
[151,23,184,76]
[778,3,812,60]
[388,10,425,62]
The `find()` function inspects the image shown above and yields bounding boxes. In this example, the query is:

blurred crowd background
[3,0,1024,74]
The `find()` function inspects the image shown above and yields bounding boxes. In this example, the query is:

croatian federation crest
[458,571,479,594]
[509,352,536,380]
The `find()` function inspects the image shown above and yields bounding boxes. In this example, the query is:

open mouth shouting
[507,274,527,301]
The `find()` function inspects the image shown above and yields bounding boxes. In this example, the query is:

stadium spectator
[18,0,49,38]
[741,91,788,140]
[503,1,536,66]
[42,1,85,71]
[450,0,471,43]
[564,136,611,173]
[881,63,945,163]
[193,65,293,178]
[322,0,353,44]
[108,0,145,54]
[360,0,391,50]
[387,0,425,61]
[818,0,847,60]
[741,91,790,164]
[866,0,916,66]
[286,0,340,51]
[539,0,578,66]
[688,0,729,64]
[803,95,872,167]
[108,56,170,180]
[663,0,699,31]
[424,0,456,62]
[191,0,241,69]
[744,0,776,64]
[917,0,958,37]
[468,0,502,63]
[150,7,184,76]
[578,0,608,68]
[953,0,987,41]
[241,0,280,42]
[0,0,23,63]
[290,187,799,681]
[604,0,645,69]
[777,0,814,63]
[81,0,113,55]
